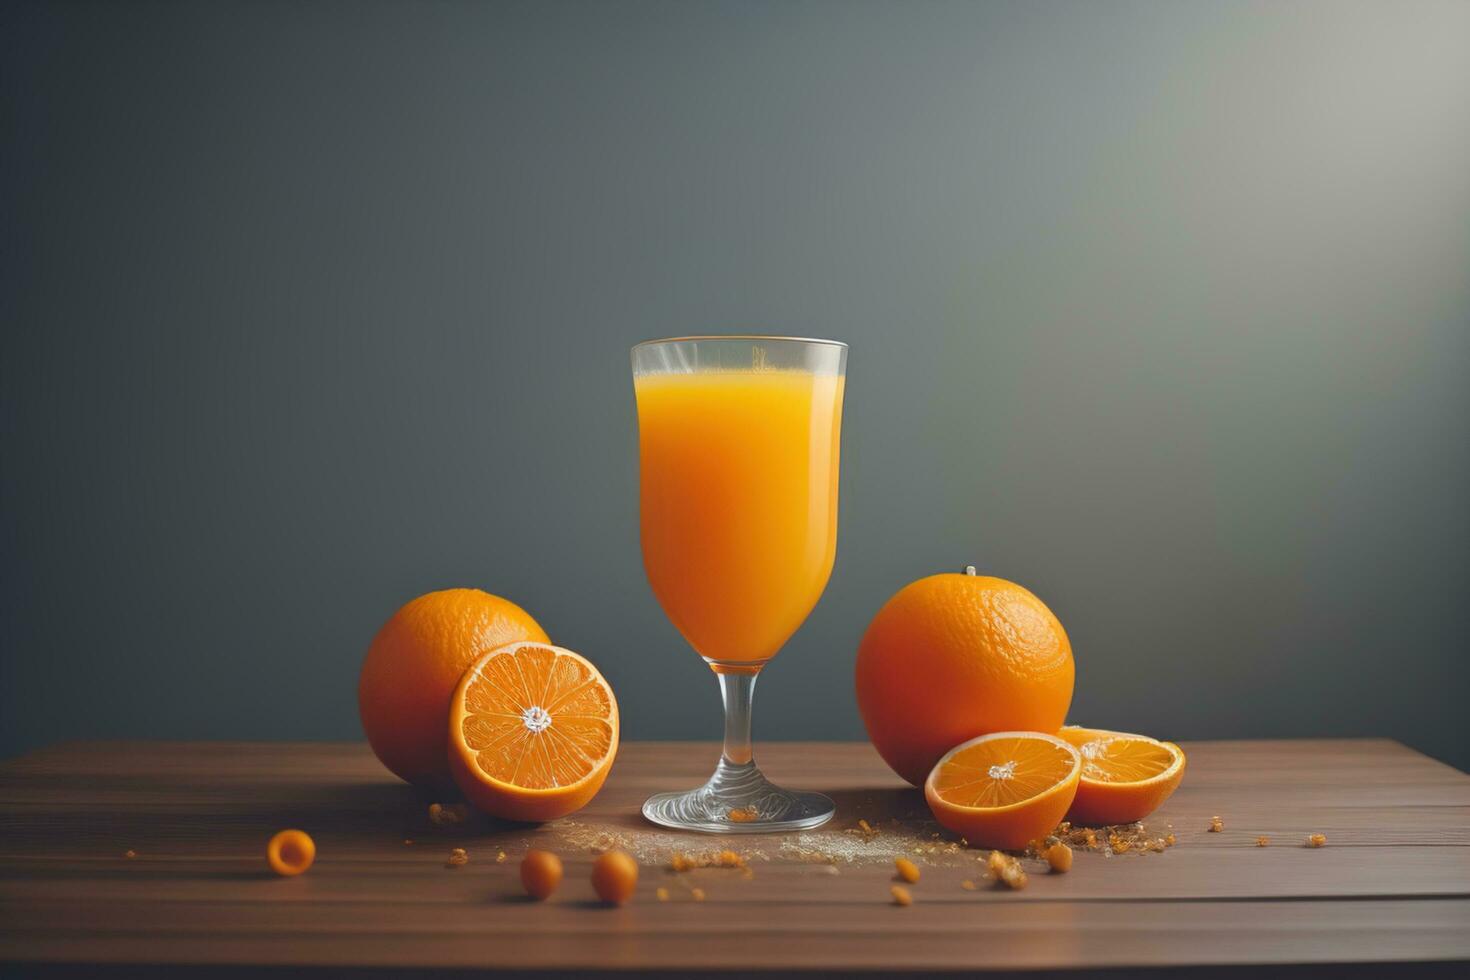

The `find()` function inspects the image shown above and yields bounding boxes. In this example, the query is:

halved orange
[1056,726,1186,825]
[448,641,619,822]
[924,731,1081,850]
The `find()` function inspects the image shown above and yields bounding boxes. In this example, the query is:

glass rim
[632,334,848,351]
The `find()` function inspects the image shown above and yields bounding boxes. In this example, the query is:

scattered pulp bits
[496,850,508,863]
[656,887,670,902]
[984,851,1028,890]
[691,887,706,902]
[999,863,1028,890]
[1044,842,1073,873]
[670,849,746,871]
[429,803,470,826]
[1048,823,1100,851]
[960,879,978,890]
[445,847,469,868]
[891,884,913,906]
[1256,837,1270,847]
[1208,816,1224,833]
[1306,833,1328,848]
[727,807,759,823]
[123,850,137,860]
[1042,821,1172,858]
[894,857,921,883]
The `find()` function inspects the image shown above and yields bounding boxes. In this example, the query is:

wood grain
[1,739,1467,976]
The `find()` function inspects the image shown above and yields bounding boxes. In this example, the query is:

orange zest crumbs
[445,847,469,868]
[690,887,706,901]
[656,886,670,902]
[428,803,470,826]
[960,879,977,890]
[894,857,921,883]
[123,850,137,860]
[891,884,913,906]
[1045,842,1073,873]
[1256,836,1270,847]
[727,807,759,823]
[1027,821,1173,860]
[1306,833,1327,848]
[1208,816,1224,832]
[669,849,747,871]
[984,850,1028,890]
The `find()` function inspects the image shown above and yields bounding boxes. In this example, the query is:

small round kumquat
[520,850,563,900]
[591,850,638,904]
[267,829,315,877]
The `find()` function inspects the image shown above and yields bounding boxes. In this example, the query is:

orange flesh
[931,736,1078,808]
[1065,732,1177,783]
[459,646,615,789]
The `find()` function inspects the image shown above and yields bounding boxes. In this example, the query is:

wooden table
[1,739,1467,977]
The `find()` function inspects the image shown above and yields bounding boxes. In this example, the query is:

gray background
[4,0,1468,770]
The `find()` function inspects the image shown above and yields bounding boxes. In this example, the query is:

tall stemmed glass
[632,336,846,832]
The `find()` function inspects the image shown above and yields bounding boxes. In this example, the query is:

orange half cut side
[448,641,619,822]
[1056,726,1185,825]
[924,731,1081,850]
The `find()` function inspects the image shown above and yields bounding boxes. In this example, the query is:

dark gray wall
[4,0,1468,770]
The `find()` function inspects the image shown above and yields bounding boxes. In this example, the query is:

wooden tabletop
[1,739,1467,977]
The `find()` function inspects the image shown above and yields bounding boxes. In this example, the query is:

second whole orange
[359,589,549,791]
[855,567,1075,786]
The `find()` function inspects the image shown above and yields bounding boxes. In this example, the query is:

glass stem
[716,670,758,766]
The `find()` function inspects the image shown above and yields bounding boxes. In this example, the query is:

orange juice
[635,370,843,665]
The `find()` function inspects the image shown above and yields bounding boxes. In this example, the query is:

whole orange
[359,588,548,790]
[855,568,1074,786]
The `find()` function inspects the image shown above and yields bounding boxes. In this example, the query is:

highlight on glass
[632,335,847,832]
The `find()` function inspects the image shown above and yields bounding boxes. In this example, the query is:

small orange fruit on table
[448,641,619,822]
[266,829,315,877]
[359,589,548,790]
[591,850,639,904]
[924,731,1081,850]
[856,567,1075,786]
[520,850,564,900]
[1056,726,1186,825]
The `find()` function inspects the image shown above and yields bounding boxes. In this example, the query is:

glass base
[642,759,836,833]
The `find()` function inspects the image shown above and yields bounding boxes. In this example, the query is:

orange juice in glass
[632,336,846,832]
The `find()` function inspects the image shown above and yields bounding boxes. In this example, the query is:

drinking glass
[632,335,846,832]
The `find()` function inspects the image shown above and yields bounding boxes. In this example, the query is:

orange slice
[924,731,1081,850]
[448,641,619,822]
[1056,726,1186,825]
